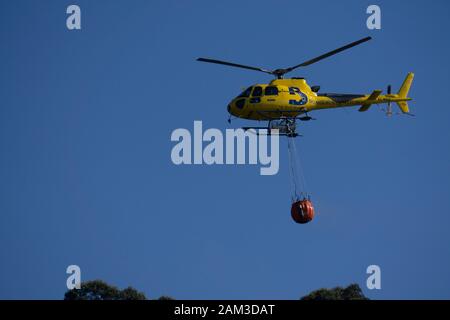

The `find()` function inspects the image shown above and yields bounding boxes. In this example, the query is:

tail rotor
[386,85,393,117]
[380,73,414,117]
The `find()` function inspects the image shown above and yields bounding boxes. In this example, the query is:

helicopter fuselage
[228,77,412,120]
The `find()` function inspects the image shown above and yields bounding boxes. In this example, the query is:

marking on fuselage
[288,91,308,106]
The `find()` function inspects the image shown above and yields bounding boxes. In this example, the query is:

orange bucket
[291,199,314,224]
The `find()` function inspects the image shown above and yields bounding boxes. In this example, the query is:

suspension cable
[287,137,308,201]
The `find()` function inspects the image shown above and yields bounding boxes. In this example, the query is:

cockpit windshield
[238,86,253,98]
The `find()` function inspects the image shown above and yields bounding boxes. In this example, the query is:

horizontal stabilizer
[358,90,382,112]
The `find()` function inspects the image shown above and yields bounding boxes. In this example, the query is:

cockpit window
[238,86,253,98]
[252,86,262,97]
[264,86,278,96]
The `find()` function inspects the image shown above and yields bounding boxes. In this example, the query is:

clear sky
[1,0,450,299]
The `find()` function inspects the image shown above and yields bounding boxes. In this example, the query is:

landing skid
[241,128,302,137]
[240,115,315,137]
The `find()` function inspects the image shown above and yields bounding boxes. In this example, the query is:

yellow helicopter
[197,36,414,137]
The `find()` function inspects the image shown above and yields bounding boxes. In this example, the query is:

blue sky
[1,0,450,299]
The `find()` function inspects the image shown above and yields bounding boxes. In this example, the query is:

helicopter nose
[227,102,237,116]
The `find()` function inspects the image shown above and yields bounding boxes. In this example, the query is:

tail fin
[398,72,414,98]
[396,101,410,113]
[396,72,414,113]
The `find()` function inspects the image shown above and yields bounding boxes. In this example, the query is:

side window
[252,86,262,97]
[264,86,278,96]
[238,86,253,98]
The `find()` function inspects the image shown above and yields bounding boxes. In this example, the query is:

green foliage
[157,296,175,300]
[64,279,366,301]
[300,284,368,301]
[120,286,147,300]
[64,280,146,300]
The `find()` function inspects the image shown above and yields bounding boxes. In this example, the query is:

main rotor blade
[197,57,272,74]
[286,36,372,72]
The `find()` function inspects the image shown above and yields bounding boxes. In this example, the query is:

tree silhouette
[64,280,146,300]
[157,296,175,300]
[300,284,368,300]
[64,280,366,300]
